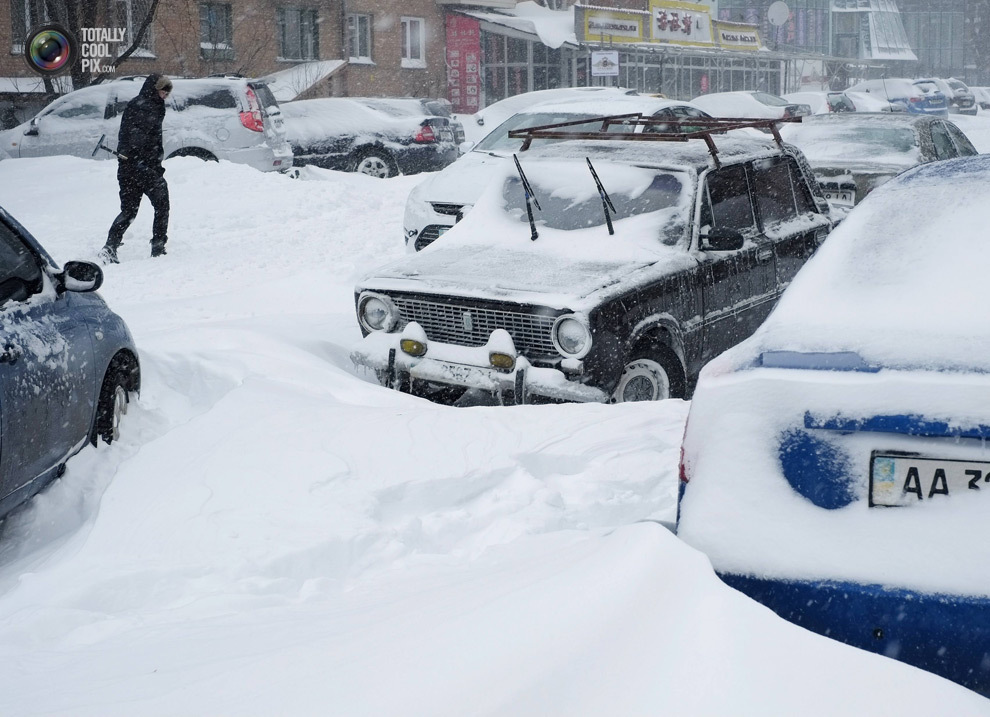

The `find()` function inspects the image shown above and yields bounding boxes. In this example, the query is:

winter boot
[150,242,167,258]
[98,245,119,265]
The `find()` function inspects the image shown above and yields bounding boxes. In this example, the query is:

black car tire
[610,339,685,403]
[350,148,397,178]
[92,365,131,445]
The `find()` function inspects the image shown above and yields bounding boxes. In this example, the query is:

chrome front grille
[392,296,558,356]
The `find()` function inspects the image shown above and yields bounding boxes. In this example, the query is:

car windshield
[475,111,615,153]
[752,91,789,107]
[501,161,690,245]
[781,123,920,165]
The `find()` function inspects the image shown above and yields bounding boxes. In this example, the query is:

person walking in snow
[100,73,172,263]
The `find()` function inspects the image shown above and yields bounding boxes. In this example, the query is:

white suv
[0,75,293,172]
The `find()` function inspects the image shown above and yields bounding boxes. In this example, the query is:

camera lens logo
[25,24,78,76]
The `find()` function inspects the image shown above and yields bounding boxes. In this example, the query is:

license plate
[870,453,990,506]
[440,129,454,142]
[823,189,854,206]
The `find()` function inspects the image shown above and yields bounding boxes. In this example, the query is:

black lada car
[351,118,832,404]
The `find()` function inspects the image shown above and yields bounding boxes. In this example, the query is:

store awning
[459,0,579,49]
[831,0,918,61]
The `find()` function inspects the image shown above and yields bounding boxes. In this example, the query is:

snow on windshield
[503,160,688,244]
[781,122,921,166]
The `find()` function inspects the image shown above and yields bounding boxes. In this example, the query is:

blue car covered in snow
[676,154,990,696]
[0,205,140,519]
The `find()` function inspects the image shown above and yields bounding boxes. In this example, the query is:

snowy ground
[0,142,987,715]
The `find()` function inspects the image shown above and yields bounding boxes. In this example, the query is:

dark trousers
[106,161,169,249]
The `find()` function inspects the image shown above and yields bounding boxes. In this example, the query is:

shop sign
[649,0,714,47]
[714,20,762,51]
[591,50,620,76]
[581,9,645,43]
[445,15,482,114]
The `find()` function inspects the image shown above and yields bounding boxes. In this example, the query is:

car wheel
[351,149,397,178]
[92,366,131,445]
[610,340,684,403]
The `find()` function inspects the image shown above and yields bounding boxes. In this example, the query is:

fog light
[490,352,515,371]
[400,339,427,357]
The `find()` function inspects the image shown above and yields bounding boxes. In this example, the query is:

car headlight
[358,293,397,332]
[552,315,592,359]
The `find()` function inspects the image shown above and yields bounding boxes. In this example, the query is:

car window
[174,87,238,111]
[51,98,103,120]
[0,220,43,306]
[249,83,281,113]
[944,122,978,155]
[107,84,142,118]
[750,156,814,226]
[752,92,789,107]
[930,122,957,160]
[704,164,756,233]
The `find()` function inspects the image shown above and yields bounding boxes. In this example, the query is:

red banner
[445,15,481,114]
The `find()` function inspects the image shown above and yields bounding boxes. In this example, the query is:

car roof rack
[507,114,803,168]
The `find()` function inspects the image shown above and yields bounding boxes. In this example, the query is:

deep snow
[0,149,987,715]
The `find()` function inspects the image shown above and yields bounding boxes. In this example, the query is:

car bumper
[225,143,294,172]
[394,144,459,175]
[351,328,606,404]
[721,572,990,696]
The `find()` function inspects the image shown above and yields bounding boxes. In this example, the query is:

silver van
[0,75,293,172]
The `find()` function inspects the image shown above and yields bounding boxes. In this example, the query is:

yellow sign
[649,0,714,47]
[578,8,646,44]
[714,20,762,51]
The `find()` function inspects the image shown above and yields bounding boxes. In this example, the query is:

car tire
[350,148,397,178]
[92,364,131,445]
[610,339,685,403]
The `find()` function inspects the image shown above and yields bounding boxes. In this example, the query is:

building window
[111,0,155,56]
[347,13,372,62]
[200,3,233,61]
[401,16,425,68]
[278,7,319,61]
[10,0,45,52]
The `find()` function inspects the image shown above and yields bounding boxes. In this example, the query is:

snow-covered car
[916,77,978,115]
[353,119,832,405]
[403,95,713,251]
[676,153,990,697]
[846,78,949,116]
[779,113,977,218]
[690,91,811,120]
[0,75,293,171]
[844,90,901,113]
[782,91,857,114]
[280,97,460,178]
[0,203,139,519]
[971,86,990,110]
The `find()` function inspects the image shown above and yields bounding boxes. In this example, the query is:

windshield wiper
[586,157,616,236]
[513,154,542,241]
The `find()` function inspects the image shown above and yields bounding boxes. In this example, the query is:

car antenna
[513,154,541,241]
[586,157,616,235]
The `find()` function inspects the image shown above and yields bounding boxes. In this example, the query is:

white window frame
[347,13,372,63]
[199,2,234,60]
[400,16,426,69]
[112,0,155,58]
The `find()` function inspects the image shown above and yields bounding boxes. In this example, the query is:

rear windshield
[752,91,789,107]
[781,123,920,165]
[173,87,238,111]
[914,81,940,94]
[249,83,280,112]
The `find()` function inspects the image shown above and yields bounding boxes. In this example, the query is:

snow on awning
[459,0,578,49]
[0,76,72,94]
[258,60,346,102]
[831,0,918,61]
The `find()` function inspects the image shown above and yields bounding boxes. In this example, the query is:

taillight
[240,87,265,132]
[413,124,437,143]
[678,444,690,484]
[909,96,923,103]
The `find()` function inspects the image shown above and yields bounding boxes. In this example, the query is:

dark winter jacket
[117,74,166,170]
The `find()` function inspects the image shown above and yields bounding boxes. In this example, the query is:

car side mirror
[459,140,475,153]
[704,227,745,251]
[57,260,104,294]
[24,119,38,137]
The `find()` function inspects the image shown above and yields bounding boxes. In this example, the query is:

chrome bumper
[350,326,606,404]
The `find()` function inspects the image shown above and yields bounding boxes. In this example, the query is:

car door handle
[0,343,20,364]
[757,248,774,263]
